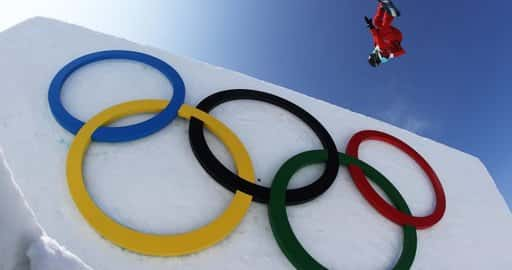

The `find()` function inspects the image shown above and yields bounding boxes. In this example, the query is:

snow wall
[0,18,510,270]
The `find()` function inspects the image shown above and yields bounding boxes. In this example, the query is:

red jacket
[370,26,405,58]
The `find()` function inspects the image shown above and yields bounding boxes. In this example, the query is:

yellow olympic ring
[66,100,255,256]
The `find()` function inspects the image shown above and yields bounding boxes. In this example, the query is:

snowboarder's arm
[364,16,375,29]
[390,41,406,57]
[393,49,406,57]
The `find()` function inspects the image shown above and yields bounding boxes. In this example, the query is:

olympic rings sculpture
[49,50,446,269]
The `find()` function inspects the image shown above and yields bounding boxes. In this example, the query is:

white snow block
[27,236,92,270]
[0,150,42,270]
[0,17,510,269]
[0,150,92,270]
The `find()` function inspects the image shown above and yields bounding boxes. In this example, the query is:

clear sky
[1,0,510,209]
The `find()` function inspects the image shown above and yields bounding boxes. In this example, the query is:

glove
[364,16,375,29]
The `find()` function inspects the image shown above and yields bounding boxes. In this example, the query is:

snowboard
[379,0,401,17]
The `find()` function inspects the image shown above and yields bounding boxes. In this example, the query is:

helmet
[368,53,381,67]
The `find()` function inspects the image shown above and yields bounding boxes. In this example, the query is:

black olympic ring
[188,89,339,205]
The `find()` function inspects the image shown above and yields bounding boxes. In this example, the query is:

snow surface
[0,149,41,270]
[0,150,91,270]
[0,17,511,269]
[27,236,92,270]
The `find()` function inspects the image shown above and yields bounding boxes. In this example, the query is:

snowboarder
[365,0,405,67]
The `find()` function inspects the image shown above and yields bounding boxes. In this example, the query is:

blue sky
[1,0,510,209]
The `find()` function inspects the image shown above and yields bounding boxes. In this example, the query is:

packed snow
[0,149,41,270]
[0,17,511,269]
[27,236,92,270]
[0,150,91,270]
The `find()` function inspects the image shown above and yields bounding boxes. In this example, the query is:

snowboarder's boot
[378,0,401,17]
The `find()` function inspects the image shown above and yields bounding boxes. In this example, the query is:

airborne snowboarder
[365,0,405,67]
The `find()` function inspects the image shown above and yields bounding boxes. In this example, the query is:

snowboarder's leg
[382,10,395,28]
[373,2,386,27]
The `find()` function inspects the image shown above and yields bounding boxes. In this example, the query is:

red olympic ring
[346,130,446,229]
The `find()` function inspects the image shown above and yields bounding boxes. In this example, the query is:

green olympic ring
[269,150,417,270]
